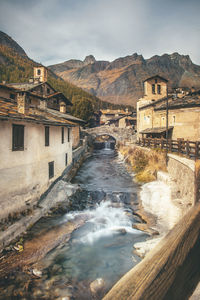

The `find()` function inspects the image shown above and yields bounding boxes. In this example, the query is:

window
[45,126,49,146]
[152,84,155,94]
[47,88,50,94]
[12,124,24,151]
[48,161,54,179]
[37,69,41,75]
[67,128,70,142]
[173,116,176,124]
[65,153,68,166]
[53,99,59,105]
[10,93,15,100]
[157,84,161,94]
[61,127,64,144]
[155,79,157,84]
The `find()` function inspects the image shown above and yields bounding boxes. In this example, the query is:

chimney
[60,101,66,113]
[17,92,29,114]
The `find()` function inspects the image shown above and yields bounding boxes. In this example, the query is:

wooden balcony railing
[137,138,200,159]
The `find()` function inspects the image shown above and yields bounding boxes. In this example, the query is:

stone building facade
[0,67,84,220]
[137,75,200,140]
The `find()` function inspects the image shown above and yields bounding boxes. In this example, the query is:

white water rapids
[65,199,141,244]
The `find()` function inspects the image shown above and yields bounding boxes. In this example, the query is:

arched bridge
[84,125,136,143]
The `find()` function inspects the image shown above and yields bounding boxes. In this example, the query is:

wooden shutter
[12,124,24,151]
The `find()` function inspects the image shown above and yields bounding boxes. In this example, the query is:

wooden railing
[137,138,200,159]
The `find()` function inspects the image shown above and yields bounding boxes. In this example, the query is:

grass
[118,143,167,183]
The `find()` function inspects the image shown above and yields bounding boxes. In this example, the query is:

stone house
[100,108,130,125]
[106,113,136,129]
[0,67,84,220]
[137,75,200,140]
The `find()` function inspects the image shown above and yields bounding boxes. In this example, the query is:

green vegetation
[0,45,134,123]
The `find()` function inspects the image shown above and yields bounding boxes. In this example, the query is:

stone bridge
[84,125,137,143]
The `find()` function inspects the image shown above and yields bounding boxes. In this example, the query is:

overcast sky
[0,0,200,66]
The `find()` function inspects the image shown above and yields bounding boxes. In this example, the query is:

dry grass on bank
[118,144,167,183]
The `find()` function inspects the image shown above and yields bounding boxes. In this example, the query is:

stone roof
[0,97,75,127]
[100,109,129,115]
[6,82,44,91]
[46,108,85,124]
[140,126,174,134]
[155,95,200,111]
[143,75,168,82]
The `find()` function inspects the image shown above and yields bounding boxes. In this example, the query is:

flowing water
[0,147,148,299]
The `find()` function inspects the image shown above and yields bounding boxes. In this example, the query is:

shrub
[119,144,167,183]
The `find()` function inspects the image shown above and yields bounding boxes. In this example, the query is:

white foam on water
[65,200,141,244]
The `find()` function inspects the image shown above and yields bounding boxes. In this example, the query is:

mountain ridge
[49,52,200,107]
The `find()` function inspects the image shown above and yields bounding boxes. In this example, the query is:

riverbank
[0,146,148,299]
[118,143,190,258]
[0,142,90,253]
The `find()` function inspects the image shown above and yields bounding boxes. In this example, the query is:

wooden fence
[137,138,200,159]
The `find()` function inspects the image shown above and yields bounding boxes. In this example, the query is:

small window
[45,126,49,146]
[65,153,68,166]
[173,116,176,124]
[47,88,50,94]
[10,93,15,100]
[12,124,24,151]
[155,79,157,84]
[61,127,64,144]
[48,161,54,179]
[157,84,161,94]
[152,84,155,94]
[67,128,70,142]
[37,69,41,75]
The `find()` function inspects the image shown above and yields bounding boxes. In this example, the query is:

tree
[71,98,94,123]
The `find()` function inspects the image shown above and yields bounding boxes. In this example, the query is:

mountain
[49,52,200,107]
[0,31,27,58]
[0,31,130,121]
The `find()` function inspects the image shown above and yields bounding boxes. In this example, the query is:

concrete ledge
[168,153,195,172]
[103,202,200,300]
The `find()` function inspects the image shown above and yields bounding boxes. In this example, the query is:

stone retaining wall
[167,154,195,206]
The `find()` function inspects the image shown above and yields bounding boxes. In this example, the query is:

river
[0,147,148,299]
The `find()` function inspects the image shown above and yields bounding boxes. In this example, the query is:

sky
[0,0,200,66]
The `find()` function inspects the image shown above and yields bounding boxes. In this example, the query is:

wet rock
[51,264,62,274]
[115,228,127,235]
[32,268,42,277]
[90,278,105,295]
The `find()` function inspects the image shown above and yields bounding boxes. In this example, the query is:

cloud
[0,0,200,65]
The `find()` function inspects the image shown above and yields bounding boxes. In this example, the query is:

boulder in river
[90,278,105,295]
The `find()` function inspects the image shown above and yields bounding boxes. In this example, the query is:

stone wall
[167,154,195,206]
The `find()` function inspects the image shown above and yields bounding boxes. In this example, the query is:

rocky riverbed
[0,147,149,299]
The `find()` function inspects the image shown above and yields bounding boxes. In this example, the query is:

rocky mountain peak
[84,55,96,65]
[48,51,200,108]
